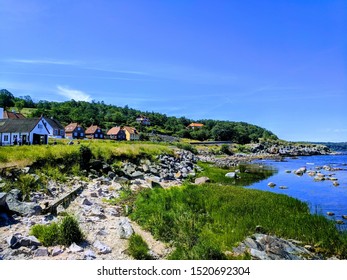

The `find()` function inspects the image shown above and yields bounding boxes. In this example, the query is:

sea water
[248,154,347,230]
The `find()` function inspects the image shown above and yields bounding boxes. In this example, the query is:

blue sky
[0,0,346,142]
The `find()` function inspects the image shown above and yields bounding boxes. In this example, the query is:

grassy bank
[0,140,173,168]
[130,163,347,259]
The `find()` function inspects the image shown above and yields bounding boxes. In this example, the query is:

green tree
[0,89,15,109]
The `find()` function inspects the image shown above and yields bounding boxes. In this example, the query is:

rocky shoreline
[0,145,342,260]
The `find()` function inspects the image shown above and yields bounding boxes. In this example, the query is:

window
[54,129,58,135]
[95,134,99,138]
[38,124,43,129]
[80,133,84,136]
[78,127,81,131]
[74,132,78,136]
[100,135,103,138]
[4,135,9,141]
[60,130,65,136]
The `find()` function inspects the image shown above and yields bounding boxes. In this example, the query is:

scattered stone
[7,234,22,249]
[333,181,340,187]
[20,236,41,247]
[279,186,288,189]
[342,215,347,220]
[327,212,335,216]
[82,198,93,206]
[285,170,292,173]
[118,217,134,239]
[69,242,84,253]
[84,249,97,260]
[267,182,276,188]
[34,247,49,257]
[225,172,236,178]
[5,189,42,216]
[93,240,112,254]
[194,177,210,185]
[51,246,64,257]
[336,220,345,225]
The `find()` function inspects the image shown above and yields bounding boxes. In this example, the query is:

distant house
[107,126,127,141]
[124,126,140,141]
[0,117,49,145]
[136,115,150,126]
[65,123,85,139]
[187,123,204,130]
[2,109,26,119]
[42,117,65,138]
[85,125,104,139]
[107,126,139,141]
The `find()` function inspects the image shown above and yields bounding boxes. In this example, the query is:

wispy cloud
[8,58,79,65]
[56,86,92,102]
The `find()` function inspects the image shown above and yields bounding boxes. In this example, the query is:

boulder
[225,172,236,178]
[0,192,7,209]
[5,189,42,216]
[20,236,41,247]
[118,217,134,239]
[84,249,96,260]
[267,182,276,188]
[82,198,93,206]
[7,233,22,249]
[194,177,210,185]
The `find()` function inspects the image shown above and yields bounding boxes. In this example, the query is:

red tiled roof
[188,123,204,127]
[107,127,122,135]
[85,125,101,134]
[3,111,26,119]
[65,123,81,133]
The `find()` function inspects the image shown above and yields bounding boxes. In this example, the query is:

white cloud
[56,86,92,102]
[8,58,78,65]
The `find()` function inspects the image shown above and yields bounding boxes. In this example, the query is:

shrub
[128,234,153,260]
[30,215,84,247]
[220,144,233,155]
[30,223,60,247]
[59,215,84,246]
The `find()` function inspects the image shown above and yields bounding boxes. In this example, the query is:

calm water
[248,154,347,229]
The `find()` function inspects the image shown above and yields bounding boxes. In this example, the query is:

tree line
[0,89,278,144]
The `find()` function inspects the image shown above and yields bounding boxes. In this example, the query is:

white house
[41,117,65,138]
[0,117,50,145]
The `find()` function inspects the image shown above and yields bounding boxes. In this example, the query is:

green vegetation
[1,88,278,144]
[30,215,84,247]
[129,163,347,260]
[128,234,153,260]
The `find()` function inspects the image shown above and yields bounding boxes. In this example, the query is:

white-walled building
[0,117,50,145]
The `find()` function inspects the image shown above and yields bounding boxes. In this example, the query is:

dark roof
[0,118,41,133]
[43,117,64,130]
[3,111,26,119]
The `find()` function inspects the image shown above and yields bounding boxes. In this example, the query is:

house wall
[30,119,49,144]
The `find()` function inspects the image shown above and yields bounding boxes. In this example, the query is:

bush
[220,144,233,155]
[128,234,153,260]
[59,215,84,246]
[79,145,92,170]
[30,215,84,247]
[175,142,198,154]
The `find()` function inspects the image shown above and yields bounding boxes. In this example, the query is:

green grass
[30,215,84,247]
[0,141,173,168]
[129,163,347,260]
[128,234,153,260]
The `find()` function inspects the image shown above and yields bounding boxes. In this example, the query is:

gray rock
[5,189,42,216]
[225,172,236,178]
[34,247,49,257]
[51,246,64,257]
[267,182,276,187]
[131,171,144,179]
[194,177,210,185]
[84,249,96,260]
[82,198,93,206]
[20,236,41,247]
[0,192,7,209]
[69,242,84,253]
[118,217,134,239]
[93,240,112,254]
[7,234,22,249]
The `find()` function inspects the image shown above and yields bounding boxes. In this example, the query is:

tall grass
[0,141,173,168]
[131,184,347,259]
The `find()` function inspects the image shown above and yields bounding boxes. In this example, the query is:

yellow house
[123,126,140,141]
